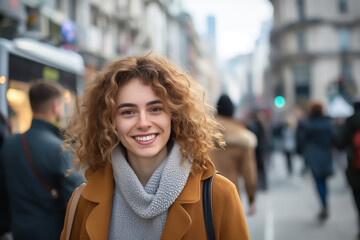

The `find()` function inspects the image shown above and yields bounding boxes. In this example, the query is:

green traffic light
[274,96,285,108]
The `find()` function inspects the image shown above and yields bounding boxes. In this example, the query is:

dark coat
[296,118,306,155]
[0,119,85,240]
[303,116,336,179]
[335,110,360,188]
[0,114,10,235]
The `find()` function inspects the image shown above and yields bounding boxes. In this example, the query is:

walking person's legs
[285,151,293,176]
[351,187,360,238]
[314,176,328,221]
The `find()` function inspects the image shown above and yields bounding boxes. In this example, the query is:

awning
[0,0,26,22]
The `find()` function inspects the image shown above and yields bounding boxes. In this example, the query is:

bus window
[6,80,77,134]
[7,80,31,133]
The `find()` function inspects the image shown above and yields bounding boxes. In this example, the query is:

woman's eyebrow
[117,103,136,109]
[117,100,162,109]
[146,100,162,106]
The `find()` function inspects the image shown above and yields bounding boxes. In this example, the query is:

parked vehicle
[0,38,84,133]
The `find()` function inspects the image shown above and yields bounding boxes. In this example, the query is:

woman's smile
[133,133,158,144]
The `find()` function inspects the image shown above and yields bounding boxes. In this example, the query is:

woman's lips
[133,134,157,145]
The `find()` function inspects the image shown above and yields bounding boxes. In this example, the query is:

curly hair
[64,54,224,172]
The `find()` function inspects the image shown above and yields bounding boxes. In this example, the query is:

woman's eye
[151,107,162,112]
[121,110,134,115]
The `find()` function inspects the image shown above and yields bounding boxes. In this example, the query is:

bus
[0,38,84,133]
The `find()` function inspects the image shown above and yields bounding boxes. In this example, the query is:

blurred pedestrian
[210,94,258,215]
[0,80,85,240]
[303,101,336,222]
[335,98,360,239]
[281,115,296,176]
[0,113,11,240]
[0,113,10,147]
[295,106,309,176]
[247,110,268,190]
[60,54,250,239]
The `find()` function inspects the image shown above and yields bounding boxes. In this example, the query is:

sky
[182,0,274,61]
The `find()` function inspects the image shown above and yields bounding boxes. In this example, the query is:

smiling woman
[115,78,172,185]
[60,54,250,240]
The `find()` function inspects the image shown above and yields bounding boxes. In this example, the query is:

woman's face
[115,78,171,161]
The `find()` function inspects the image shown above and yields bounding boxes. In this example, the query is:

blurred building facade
[268,0,360,112]
[221,20,272,119]
[0,0,220,103]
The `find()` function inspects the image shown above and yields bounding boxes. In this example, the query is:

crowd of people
[0,53,359,240]
[275,99,360,238]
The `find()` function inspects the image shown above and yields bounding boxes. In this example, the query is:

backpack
[352,130,360,170]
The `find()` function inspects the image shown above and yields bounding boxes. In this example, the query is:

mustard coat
[60,160,250,240]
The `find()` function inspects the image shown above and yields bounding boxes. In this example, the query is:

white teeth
[135,134,156,141]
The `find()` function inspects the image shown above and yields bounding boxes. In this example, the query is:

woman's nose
[137,112,151,129]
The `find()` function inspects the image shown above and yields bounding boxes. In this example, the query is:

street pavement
[242,151,358,240]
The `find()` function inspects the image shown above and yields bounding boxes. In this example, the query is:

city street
[243,151,358,240]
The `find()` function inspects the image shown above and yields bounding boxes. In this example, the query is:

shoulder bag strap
[65,183,86,240]
[203,171,218,240]
[21,134,60,201]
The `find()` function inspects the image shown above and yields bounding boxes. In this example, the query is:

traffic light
[274,96,286,108]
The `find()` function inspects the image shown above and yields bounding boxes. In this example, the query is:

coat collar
[161,160,215,239]
[82,162,114,240]
[30,118,61,137]
[175,159,215,203]
[83,162,114,203]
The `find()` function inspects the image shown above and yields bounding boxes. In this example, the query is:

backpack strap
[203,171,218,240]
[21,134,62,203]
[65,183,86,240]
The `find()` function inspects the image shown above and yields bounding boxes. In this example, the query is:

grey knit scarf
[108,142,192,240]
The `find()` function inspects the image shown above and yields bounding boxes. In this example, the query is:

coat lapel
[82,163,114,240]
[86,198,113,240]
[161,161,215,239]
[161,202,192,239]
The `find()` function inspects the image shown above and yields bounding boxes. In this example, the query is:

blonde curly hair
[64,54,224,172]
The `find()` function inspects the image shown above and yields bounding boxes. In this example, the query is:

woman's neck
[127,148,168,187]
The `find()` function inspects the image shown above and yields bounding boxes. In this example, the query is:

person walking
[60,54,250,239]
[281,116,296,176]
[303,101,336,222]
[0,113,11,239]
[335,98,360,239]
[0,80,85,240]
[247,110,268,190]
[295,106,309,176]
[210,94,258,215]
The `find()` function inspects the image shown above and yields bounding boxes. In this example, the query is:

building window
[70,0,76,20]
[339,28,349,51]
[292,64,310,104]
[341,61,352,82]
[297,0,305,21]
[338,0,348,13]
[90,5,99,27]
[296,31,305,52]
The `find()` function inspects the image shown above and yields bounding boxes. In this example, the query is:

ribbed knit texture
[108,142,192,240]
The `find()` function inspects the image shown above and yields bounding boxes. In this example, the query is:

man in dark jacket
[0,113,11,238]
[0,80,84,240]
[336,99,360,239]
